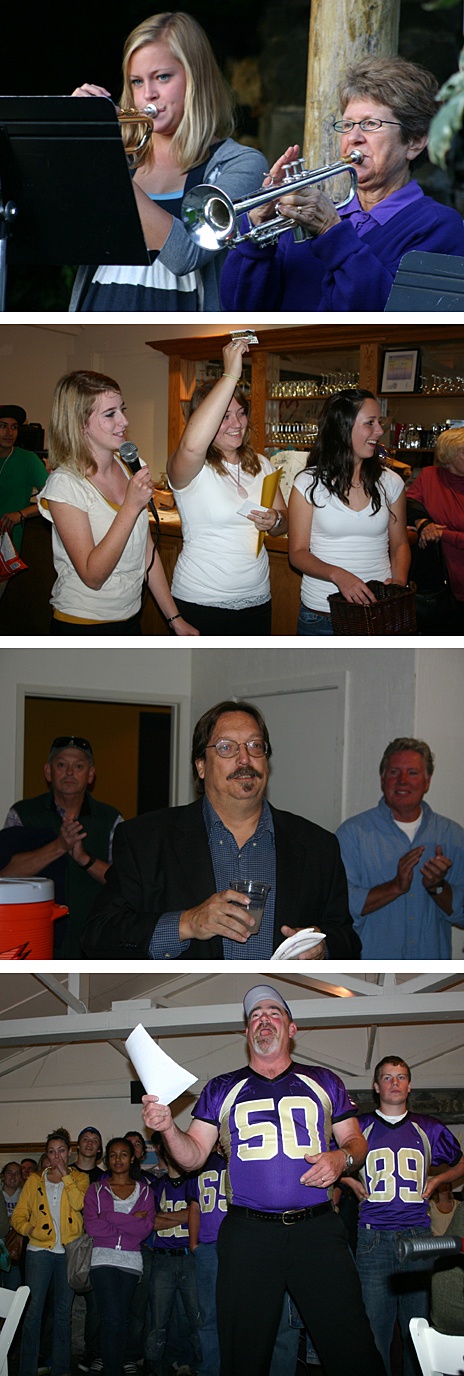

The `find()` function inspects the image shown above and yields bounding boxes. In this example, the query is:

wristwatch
[342,1150,355,1170]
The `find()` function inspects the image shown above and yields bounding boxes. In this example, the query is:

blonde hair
[48,370,122,477]
[339,56,438,144]
[188,381,261,477]
[435,427,464,469]
[120,12,235,172]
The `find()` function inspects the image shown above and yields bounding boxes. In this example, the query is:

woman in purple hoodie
[83,1137,155,1376]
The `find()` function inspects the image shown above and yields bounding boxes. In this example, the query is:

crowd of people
[2,985,464,1376]
[2,358,464,635]
[1,706,464,963]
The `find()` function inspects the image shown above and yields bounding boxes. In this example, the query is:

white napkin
[125,1023,197,1103]
[271,929,326,960]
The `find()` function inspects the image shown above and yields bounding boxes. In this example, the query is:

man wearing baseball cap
[0,405,47,555]
[0,736,123,955]
[142,984,385,1376]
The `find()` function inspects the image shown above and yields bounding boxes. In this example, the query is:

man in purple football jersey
[350,1055,464,1376]
[142,983,386,1376]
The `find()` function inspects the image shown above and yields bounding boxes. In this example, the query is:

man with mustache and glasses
[82,699,358,960]
[141,984,386,1376]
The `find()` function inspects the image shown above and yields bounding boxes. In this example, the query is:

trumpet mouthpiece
[145,104,158,117]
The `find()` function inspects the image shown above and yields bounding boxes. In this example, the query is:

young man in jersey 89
[346,1056,464,1376]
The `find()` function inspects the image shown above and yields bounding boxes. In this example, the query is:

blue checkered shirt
[148,795,276,959]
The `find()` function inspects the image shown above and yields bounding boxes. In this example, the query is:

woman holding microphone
[38,369,198,635]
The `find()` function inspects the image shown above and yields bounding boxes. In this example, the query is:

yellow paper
[256,468,283,555]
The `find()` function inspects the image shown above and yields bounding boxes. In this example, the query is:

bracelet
[417,518,433,532]
[222,373,240,381]
[272,512,283,532]
[167,613,181,625]
[19,512,25,525]
[80,855,96,871]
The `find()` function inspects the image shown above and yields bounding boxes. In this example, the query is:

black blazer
[81,798,360,959]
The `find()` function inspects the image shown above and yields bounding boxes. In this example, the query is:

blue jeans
[146,1250,201,1376]
[194,1242,220,1376]
[125,1245,153,1363]
[19,1249,74,1376]
[90,1265,139,1376]
[297,604,334,636]
[356,1228,431,1376]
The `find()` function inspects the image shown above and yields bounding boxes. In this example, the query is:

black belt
[154,1246,190,1255]
[228,1201,333,1225]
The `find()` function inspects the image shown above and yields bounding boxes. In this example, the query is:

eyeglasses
[205,738,268,758]
[333,118,402,132]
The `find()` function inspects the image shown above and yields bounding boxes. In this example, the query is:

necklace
[223,459,248,499]
[0,449,14,477]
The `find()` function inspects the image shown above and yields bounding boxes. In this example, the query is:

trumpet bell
[181,151,363,250]
[182,186,236,251]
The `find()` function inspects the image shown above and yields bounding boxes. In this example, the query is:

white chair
[410,1317,464,1376]
[0,1285,30,1376]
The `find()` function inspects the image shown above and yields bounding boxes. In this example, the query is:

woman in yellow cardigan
[12,1127,88,1376]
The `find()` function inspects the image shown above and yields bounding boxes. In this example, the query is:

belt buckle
[282,1209,305,1225]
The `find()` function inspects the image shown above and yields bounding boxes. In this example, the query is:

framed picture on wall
[381,348,421,393]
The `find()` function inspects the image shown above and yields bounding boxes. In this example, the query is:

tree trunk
[304,0,401,167]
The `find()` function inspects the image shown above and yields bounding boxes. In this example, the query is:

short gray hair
[379,738,435,778]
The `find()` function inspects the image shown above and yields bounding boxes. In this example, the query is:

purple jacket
[83,1178,155,1252]
[220,188,464,311]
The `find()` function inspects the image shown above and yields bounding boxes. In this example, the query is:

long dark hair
[303,389,385,516]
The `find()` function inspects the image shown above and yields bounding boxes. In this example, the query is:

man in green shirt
[0,405,47,553]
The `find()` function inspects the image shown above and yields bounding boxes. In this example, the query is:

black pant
[216,1208,386,1376]
[51,612,142,635]
[174,598,272,636]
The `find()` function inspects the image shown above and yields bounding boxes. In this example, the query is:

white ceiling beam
[0,991,463,1046]
[34,975,87,1014]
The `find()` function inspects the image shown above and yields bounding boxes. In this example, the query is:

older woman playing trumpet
[221,56,464,312]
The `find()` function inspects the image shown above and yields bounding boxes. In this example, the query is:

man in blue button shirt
[82,699,358,961]
[337,737,464,959]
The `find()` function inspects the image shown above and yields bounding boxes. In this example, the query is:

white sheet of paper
[125,1023,197,1103]
[271,929,326,960]
[236,499,267,517]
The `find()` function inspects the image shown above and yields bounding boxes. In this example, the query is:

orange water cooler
[0,878,68,958]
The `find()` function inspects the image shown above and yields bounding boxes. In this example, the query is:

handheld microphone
[119,441,160,531]
[396,1235,464,1262]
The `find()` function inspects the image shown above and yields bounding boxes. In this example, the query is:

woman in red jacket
[407,426,464,633]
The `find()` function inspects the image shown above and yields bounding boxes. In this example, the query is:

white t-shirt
[292,466,404,612]
[38,461,149,624]
[170,458,274,608]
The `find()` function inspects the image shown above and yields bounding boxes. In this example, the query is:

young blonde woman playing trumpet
[70,11,267,311]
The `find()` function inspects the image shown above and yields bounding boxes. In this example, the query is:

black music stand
[385,250,464,311]
[0,96,149,308]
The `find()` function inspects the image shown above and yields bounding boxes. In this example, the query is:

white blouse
[170,458,275,608]
[292,466,404,612]
[38,460,148,624]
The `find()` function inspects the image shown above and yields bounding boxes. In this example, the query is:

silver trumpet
[182,150,363,249]
[117,104,158,160]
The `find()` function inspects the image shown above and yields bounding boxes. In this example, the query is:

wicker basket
[328,581,417,636]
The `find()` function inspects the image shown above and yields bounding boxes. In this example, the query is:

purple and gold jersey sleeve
[152,1174,190,1250]
[193,1062,357,1211]
[358,1112,462,1231]
[186,1151,227,1244]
